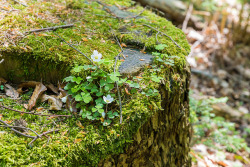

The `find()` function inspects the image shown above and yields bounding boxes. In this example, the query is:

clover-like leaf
[155,44,167,50]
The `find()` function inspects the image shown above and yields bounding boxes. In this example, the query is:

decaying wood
[135,0,200,29]
[98,64,191,167]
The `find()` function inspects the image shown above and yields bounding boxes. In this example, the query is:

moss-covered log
[0,0,191,166]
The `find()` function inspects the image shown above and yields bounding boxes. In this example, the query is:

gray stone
[118,49,153,74]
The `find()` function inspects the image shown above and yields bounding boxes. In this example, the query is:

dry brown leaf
[74,139,82,143]
[28,82,47,110]
[216,161,228,167]
[41,94,62,110]
[46,83,59,94]
[125,87,131,95]
[76,120,84,129]
[82,38,88,42]
[18,81,40,94]
[121,43,127,47]
[5,84,19,98]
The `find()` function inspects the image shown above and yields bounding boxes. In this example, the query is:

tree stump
[0,0,191,166]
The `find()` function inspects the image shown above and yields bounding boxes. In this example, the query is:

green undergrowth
[190,92,250,153]
[0,0,190,166]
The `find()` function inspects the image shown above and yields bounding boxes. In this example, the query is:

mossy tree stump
[0,0,191,166]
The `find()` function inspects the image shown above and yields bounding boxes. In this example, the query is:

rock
[118,49,153,74]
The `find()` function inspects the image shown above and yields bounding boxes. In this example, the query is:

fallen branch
[26,24,74,33]
[0,104,72,117]
[106,22,123,124]
[143,24,189,55]
[182,4,193,32]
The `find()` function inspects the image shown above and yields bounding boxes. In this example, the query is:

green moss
[0,0,190,166]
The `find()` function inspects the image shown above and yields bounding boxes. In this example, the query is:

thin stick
[52,31,96,66]
[182,4,193,32]
[26,24,74,33]
[29,129,59,146]
[0,105,72,117]
[0,119,35,138]
[143,24,189,54]
[106,22,123,124]
[12,0,28,7]
[0,119,59,145]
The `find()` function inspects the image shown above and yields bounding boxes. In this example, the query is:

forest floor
[181,1,250,166]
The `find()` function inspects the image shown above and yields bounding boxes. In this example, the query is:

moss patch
[0,0,190,166]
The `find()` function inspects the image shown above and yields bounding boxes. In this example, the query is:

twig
[0,59,4,64]
[26,24,74,33]
[182,4,193,32]
[0,119,36,138]
[106,22,123,124]
[12,0,28,7]
[0,118,59,145]
[0,105,72,117]
[28,129,59,146]
[52,31,96,66]
[97,1,145,19]
[143,24,189,55]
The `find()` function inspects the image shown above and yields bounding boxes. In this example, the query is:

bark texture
[98,64,191,167]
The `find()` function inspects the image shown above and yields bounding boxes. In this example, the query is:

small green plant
[64,45,179,126]
[189,91,250,153]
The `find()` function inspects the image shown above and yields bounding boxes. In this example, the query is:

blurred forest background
[136,0,250,166]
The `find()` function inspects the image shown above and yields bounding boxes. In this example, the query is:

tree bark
[99,64,191,167]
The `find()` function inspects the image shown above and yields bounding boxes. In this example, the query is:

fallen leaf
[5,84,19,98]
[121,43,127,47]
[74,139,82,143]
[41,94,62,110]
[28,82,47,110]
[125,87,131,95]
[46,84,59,94]
[18,81,40,90]
[36,107,45,112]
[216,161,228,167]
[136,76,143,79]
[76,121,84,129]
[82,38,88,42]
[120,59,125,62]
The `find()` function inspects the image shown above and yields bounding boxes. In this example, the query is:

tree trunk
[99,64,191,167]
